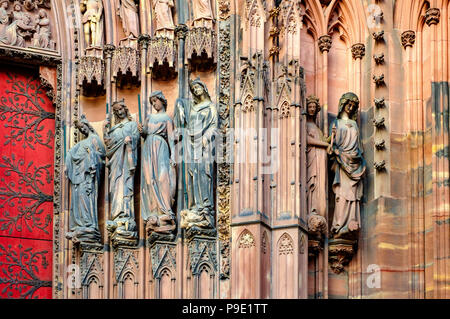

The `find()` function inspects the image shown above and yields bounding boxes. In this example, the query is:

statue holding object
[104,100,140,247]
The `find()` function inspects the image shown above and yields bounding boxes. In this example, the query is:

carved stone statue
[139,91,177,242]
[329,92,366,240]
[65,115,105,244]
[177,78,218,237]
[80,0,104,48]
[104,100,140,246]
[32,9,51,48]
[116,0,139,38]
[0,1,8,34]
[0,2,35,47]
[192,0,213,28]
[305,95,328,237]
[153,0,175,39]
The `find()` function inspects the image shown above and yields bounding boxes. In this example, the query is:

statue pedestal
[328,238,357,274]
[79,46,105,97]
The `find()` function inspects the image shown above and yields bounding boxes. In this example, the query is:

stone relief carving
[80,0,104,48]
[150,242,176,278]
[278,233,294,255]
[139,91,177,243]
[0,0,54,49]
[65,115,105,244]
[401,30,415,48]
[188,237,217,275]
[305,95,328,242]
[116,0,139,39]
[238,230,255,248]
[104,100,139,247]
[177,78,218,239]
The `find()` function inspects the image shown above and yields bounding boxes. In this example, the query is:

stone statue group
[65,78,218,247]
[306,92,366,242]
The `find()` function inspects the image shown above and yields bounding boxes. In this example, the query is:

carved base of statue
[328,239,357,274]
[113,36,140,88]
[66,227,101,244]
[106,217,138,247]
[308,239,323,257]
[186,27,216,72]
[180,209,217,239]
[146,215,176,244]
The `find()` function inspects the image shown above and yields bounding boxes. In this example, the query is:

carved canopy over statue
[329,92,366,240]
[65,115,105,244]
[104,100,140,247]
[176,78,218,238]
[116,0,139,38]
[80,0,104,48]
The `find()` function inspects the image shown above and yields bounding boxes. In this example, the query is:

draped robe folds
[82,0,104,47]
[330,118,366,238]
[153,0,175,32]
[141,113,176,221]
[1,11,29,47]
[65,134,105,240]
[306,122,327,218]
[185,100,218,223]
[192,0,213,22]
[106,120,139,222]
[117,0,139,37]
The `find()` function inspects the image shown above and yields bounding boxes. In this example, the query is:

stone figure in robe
[65,115,105,244]
[80,0,104,48]
[0,1,9,34]
[329,92,366,240]
[116,0,139,38]
[192,0,213,28]
[104,100,140,246]
[32,9,51,49]
[176,78,218,237]
[139,91,177,242]
[305,96,328,237]
[0,3,35,47]
[153,0,175,39]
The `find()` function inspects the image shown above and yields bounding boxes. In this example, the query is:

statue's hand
[202,136,208,149]
[124,136,132,145]
[327,145,333,155]
[138,123,144,135]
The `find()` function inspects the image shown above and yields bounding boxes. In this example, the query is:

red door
[0,65,54,299]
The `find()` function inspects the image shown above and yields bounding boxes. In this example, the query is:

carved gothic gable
[245,0,266,29]
[279,0,302,35]
[113,248,139,282]
[188,238,218,276]
[150,243,176,278]
[81,251,104,286]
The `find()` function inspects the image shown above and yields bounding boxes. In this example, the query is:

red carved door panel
[0,65,55,299]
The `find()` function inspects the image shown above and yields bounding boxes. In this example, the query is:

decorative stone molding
[238,230,255,248]
[329,239,356,274]
[186,27,216,72]
[113,248,139,282]
[425,8,440,26]
[218,0,231,20]
[148,37,177,80]
[351,43,365,60]
[318,35,332,53]
[372,30,384,42]
[175,24,189,40]
[188,237,218,276]
[374,53,385,65]
[150,242,176,279]
[401,30,415,48]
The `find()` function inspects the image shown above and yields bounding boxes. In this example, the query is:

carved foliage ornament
[278,233,294,255]
[351,43,365,60]
[401,30,415,48]
[238,230,255,248]
[318,35,332,53]
[425,8,440,26]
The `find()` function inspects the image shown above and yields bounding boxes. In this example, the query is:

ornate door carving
[0,65,55,299]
